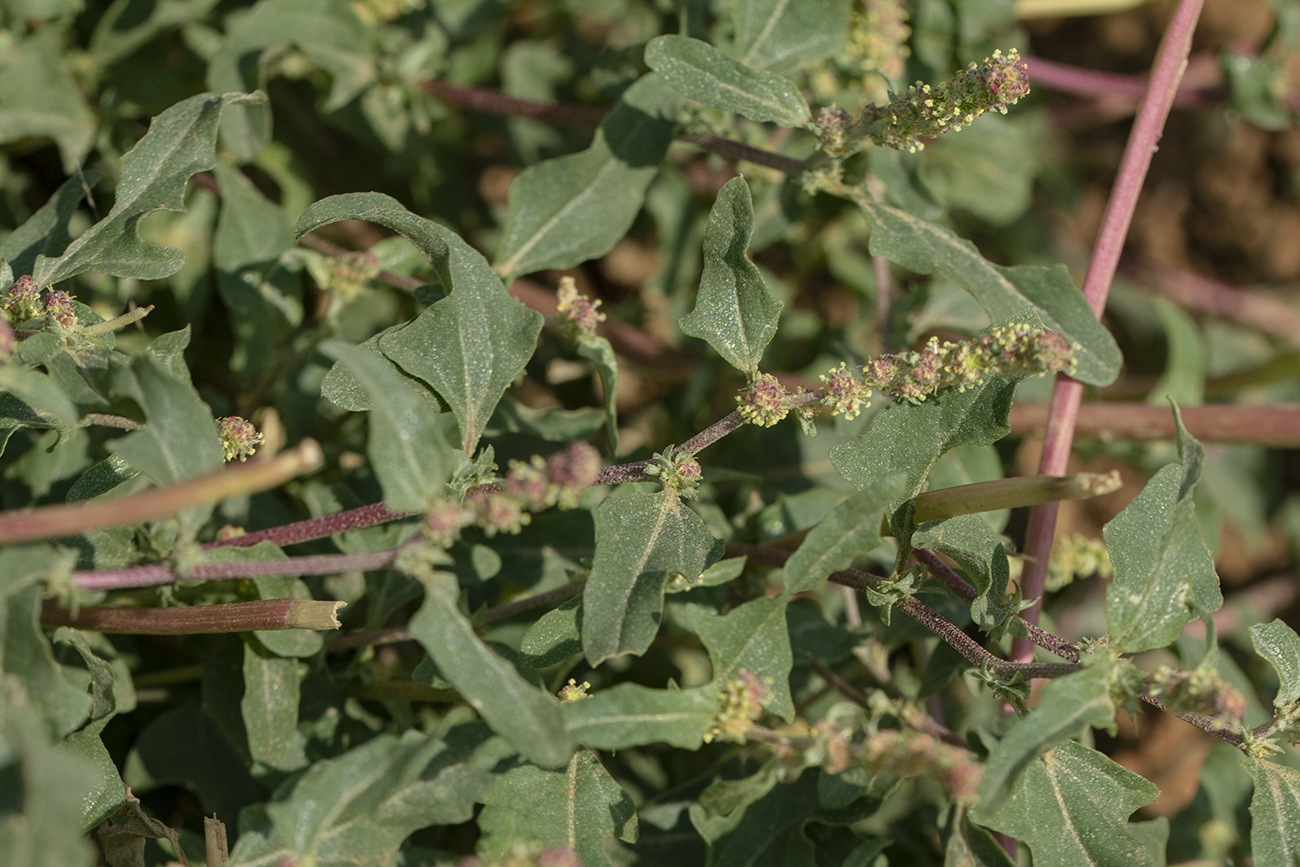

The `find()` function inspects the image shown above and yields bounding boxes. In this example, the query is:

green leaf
[857,200,1122,386]
[576,336,620,453]
[228,726,510,867]
[646,36,811,126]
[830,376,1018,501]
[477,750,637,867]
[1105,407,1220,653]
[730,0,851,71]
[322,340,455,513]
[695,768,876,867]
[0,548,92,739]
[108,354,225,537]
[0,686,98,867]
[782,479,901,594]
[1251,619,1300,708]
[207,0,373,161]
[213,160,299,388]
[679,176,784,374]
[974,741,1163,867]
[33,92,261,287]
[0,171,100,277]
[974,665,1118,815]
[912,515,1016,635]
[1244,757,1300,867]
[0,366,80,432]
[408,572,572,768]
[123,703,264,824]
[944,812,1015,867]
[494,74,679,278]
[0,31,96,172]
[520,597,583,669]
[582,491,721,665]
[297,192,542,454]
[679,596,794,721]
[562,683,718,750]
[241,638,309,780]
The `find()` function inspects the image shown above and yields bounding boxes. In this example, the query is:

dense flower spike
[819,362,871,420]
[2,275,40,321]
[704,670,767,743]
[737,372,790,427]
[1148,665,1247,724]
[860,48,1030,152]
[216,416,264,462]
[555,275,605,343]
[43,288,79,331]
[861,729,983,801]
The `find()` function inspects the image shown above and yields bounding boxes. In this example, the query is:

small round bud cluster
[2,275,41,322]
[704,670,768,743]
[462,442,602,537]
[555,276,605,344]
[861,729,983,801]
[860,325,1077,406]
[848,0,911,85]
[644,445,703,499]
[813,106,852,156]
[558,678,591,702]
[216,416,264,462]
[737,372,790,427]
[459,843,581,867]
[1148,665,1247,725]
[43,288,80,332]
[819,363,872,420]
[1046,534,1113,592]
[324,251,381,302]
[861,48,1030,152]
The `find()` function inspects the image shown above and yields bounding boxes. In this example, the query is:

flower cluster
[323,251,381,302]
[644,445,703,499]
[558,679,591,702]
[1046,533,1114,592]
[704,670,768,743]
[216,416,264,462]
[43,289,79,331]
[1147,665,1247,724]
[860,48,1030,152]
[819,362,871,420]
[2,275,42,322]
[443,441,602,539]
[736,371,790,427]
[849,0,911,85]
[844,324,1076,414]
[555,276,605,344]
[860,729,983,801]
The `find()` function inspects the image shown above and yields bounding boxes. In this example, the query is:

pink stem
[1014,0,1205,662]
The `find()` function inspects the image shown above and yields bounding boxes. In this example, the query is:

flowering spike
[43,288,80,331]
[860,48,1030,152]
[216,416,264,462]
[737,372,789,427]
[555,276,605,344]
[3,275,41,321]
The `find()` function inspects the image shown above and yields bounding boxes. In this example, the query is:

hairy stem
[1016,0,1203,662]
[0,440,323,545]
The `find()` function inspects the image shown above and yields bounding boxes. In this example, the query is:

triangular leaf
[582,491,721,665]
[1105,406,1220,653]
[974,741,1163,867]
[646,36,811,126]
[680,176,784,374]
[33,92,261,287]
[495,74,679,278]
[679,596,794,721]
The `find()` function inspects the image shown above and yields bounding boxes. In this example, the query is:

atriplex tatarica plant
[2,1,1299,865]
